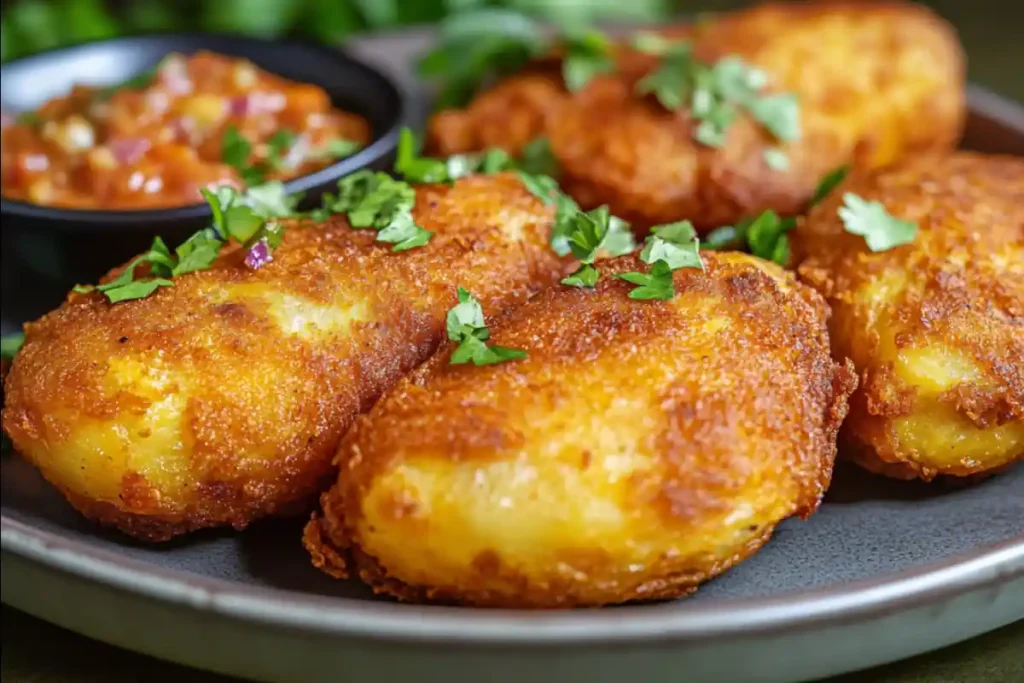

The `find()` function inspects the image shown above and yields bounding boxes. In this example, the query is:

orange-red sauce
[0,51,371,210]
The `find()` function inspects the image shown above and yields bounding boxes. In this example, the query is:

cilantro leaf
[517,172,559,205]
[333,171,416,229]
[701,210,795,266]
[244,181,300,218]
[811,165,849,206]
[636,43,694,110]
[600,216,637,258]
[562,28,615,93]
[395,127,449,183]
[1,332,25,361]
[222,125,252,173]
[324,138,362,159]
[172,228,222,276]
[749,93,801,142]
[377,212,434,252]
[562,263,600,288]
[549,192,582,256]
[616,260,676,301]
[265,129,296,169]
[518,136,559,177]
[102,278,175,303]
[640,220,704,270]
[565,205,612,264]
[446,287,526,366]
[630,32,678,56]
[838,193,918,252]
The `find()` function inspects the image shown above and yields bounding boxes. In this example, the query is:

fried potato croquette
[792,153,1024,480]
[305,252,856,607]
[2,174,566,541]
[428,2,964,233]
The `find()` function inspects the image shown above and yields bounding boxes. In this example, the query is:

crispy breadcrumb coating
[2,174,566,541]
[792,153,1024,480]
[305,252,856,607]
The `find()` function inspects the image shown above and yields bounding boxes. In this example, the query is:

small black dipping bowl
[0,33,406,320]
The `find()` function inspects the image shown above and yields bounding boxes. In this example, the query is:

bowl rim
[0,31,407,229]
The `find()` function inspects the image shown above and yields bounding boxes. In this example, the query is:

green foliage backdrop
[0,0,674,62]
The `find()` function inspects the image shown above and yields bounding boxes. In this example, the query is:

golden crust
[792,153,1024,480]
[1,173,566,541]
[427,2,964,233]
[306,252,856,607]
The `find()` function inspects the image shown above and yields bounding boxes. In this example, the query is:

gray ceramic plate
[2,32,1024,683]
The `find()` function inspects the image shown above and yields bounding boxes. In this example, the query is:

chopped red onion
[230,92,286,118]
[158,55,192,95]
[109,137,150,165]
[244,238,273,270]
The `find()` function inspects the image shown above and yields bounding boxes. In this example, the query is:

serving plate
[2,30,1023,683]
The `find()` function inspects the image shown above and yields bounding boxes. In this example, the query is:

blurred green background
[0,0,1020,100]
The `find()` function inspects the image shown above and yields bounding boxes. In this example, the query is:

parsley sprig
[446,287,527,366]
[322,169,432,252]
[73,183,298,303]
[616,220,704,301]
[704,210,796,265]
[562,28,615,93]
[635,38,800,165]
[838,193,918,252]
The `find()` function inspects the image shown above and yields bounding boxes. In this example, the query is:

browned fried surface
[792,153,1024,480]
[427,2,964,233]
[306,252,856,607]
[1,173,566,541]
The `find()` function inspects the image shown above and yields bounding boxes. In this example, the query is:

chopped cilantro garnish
[636,42,799,164]
[1,332,25,362]
[703,209,795,266]
[222,124,263,185]
[325,170,432,252]
[615,260,676,301]
[600,216,637,258]
[265,129,296,169]
[560,206,618,288]
[561,263,600,288]
[838,193,918,252]
[639,220,704,270]
[74,185,297,304]
[518,136,559,177]
[562,28,615,93]
[324,138,362,159]
[446,287,527,366]
[811,165,850,206]
[517,172,560,205]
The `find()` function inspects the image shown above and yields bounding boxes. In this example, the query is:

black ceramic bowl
[0,33,406,318]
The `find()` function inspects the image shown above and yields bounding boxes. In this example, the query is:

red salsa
[0,51,371,210]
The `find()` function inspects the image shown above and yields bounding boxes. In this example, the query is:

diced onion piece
[109,137,151,165]
[244,237,273,270]
[159,54,192,95]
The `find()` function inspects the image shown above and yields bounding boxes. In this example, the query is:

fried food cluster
[305,252,856,607]
[2,174,566,541]
[792,153,1024,480]
[427,2,965,233]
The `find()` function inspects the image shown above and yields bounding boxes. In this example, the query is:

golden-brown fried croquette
[2,173,566,541]
[792,153,1024,480]
[428,2,964,233]
[305,252,856,607]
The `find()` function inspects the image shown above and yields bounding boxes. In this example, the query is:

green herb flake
[701,210,795,266]
[518,136,559,177]
[616,260,676,301]
[562,28,615,93]
[640,220,704,271]
[265,129,296,169]
[395,127,450,183]
[446,287,527,366]
[324,138,362,159]
[517,172,560,205]
[221,124,251,171]
[1,332,25,362]
[561,263,600,288]
[749,93,801,142]
[838,193,918,252]
[811,165,850,206]
[376,212,434,252]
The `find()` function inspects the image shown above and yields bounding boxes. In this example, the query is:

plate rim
[3,512,1022,644]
